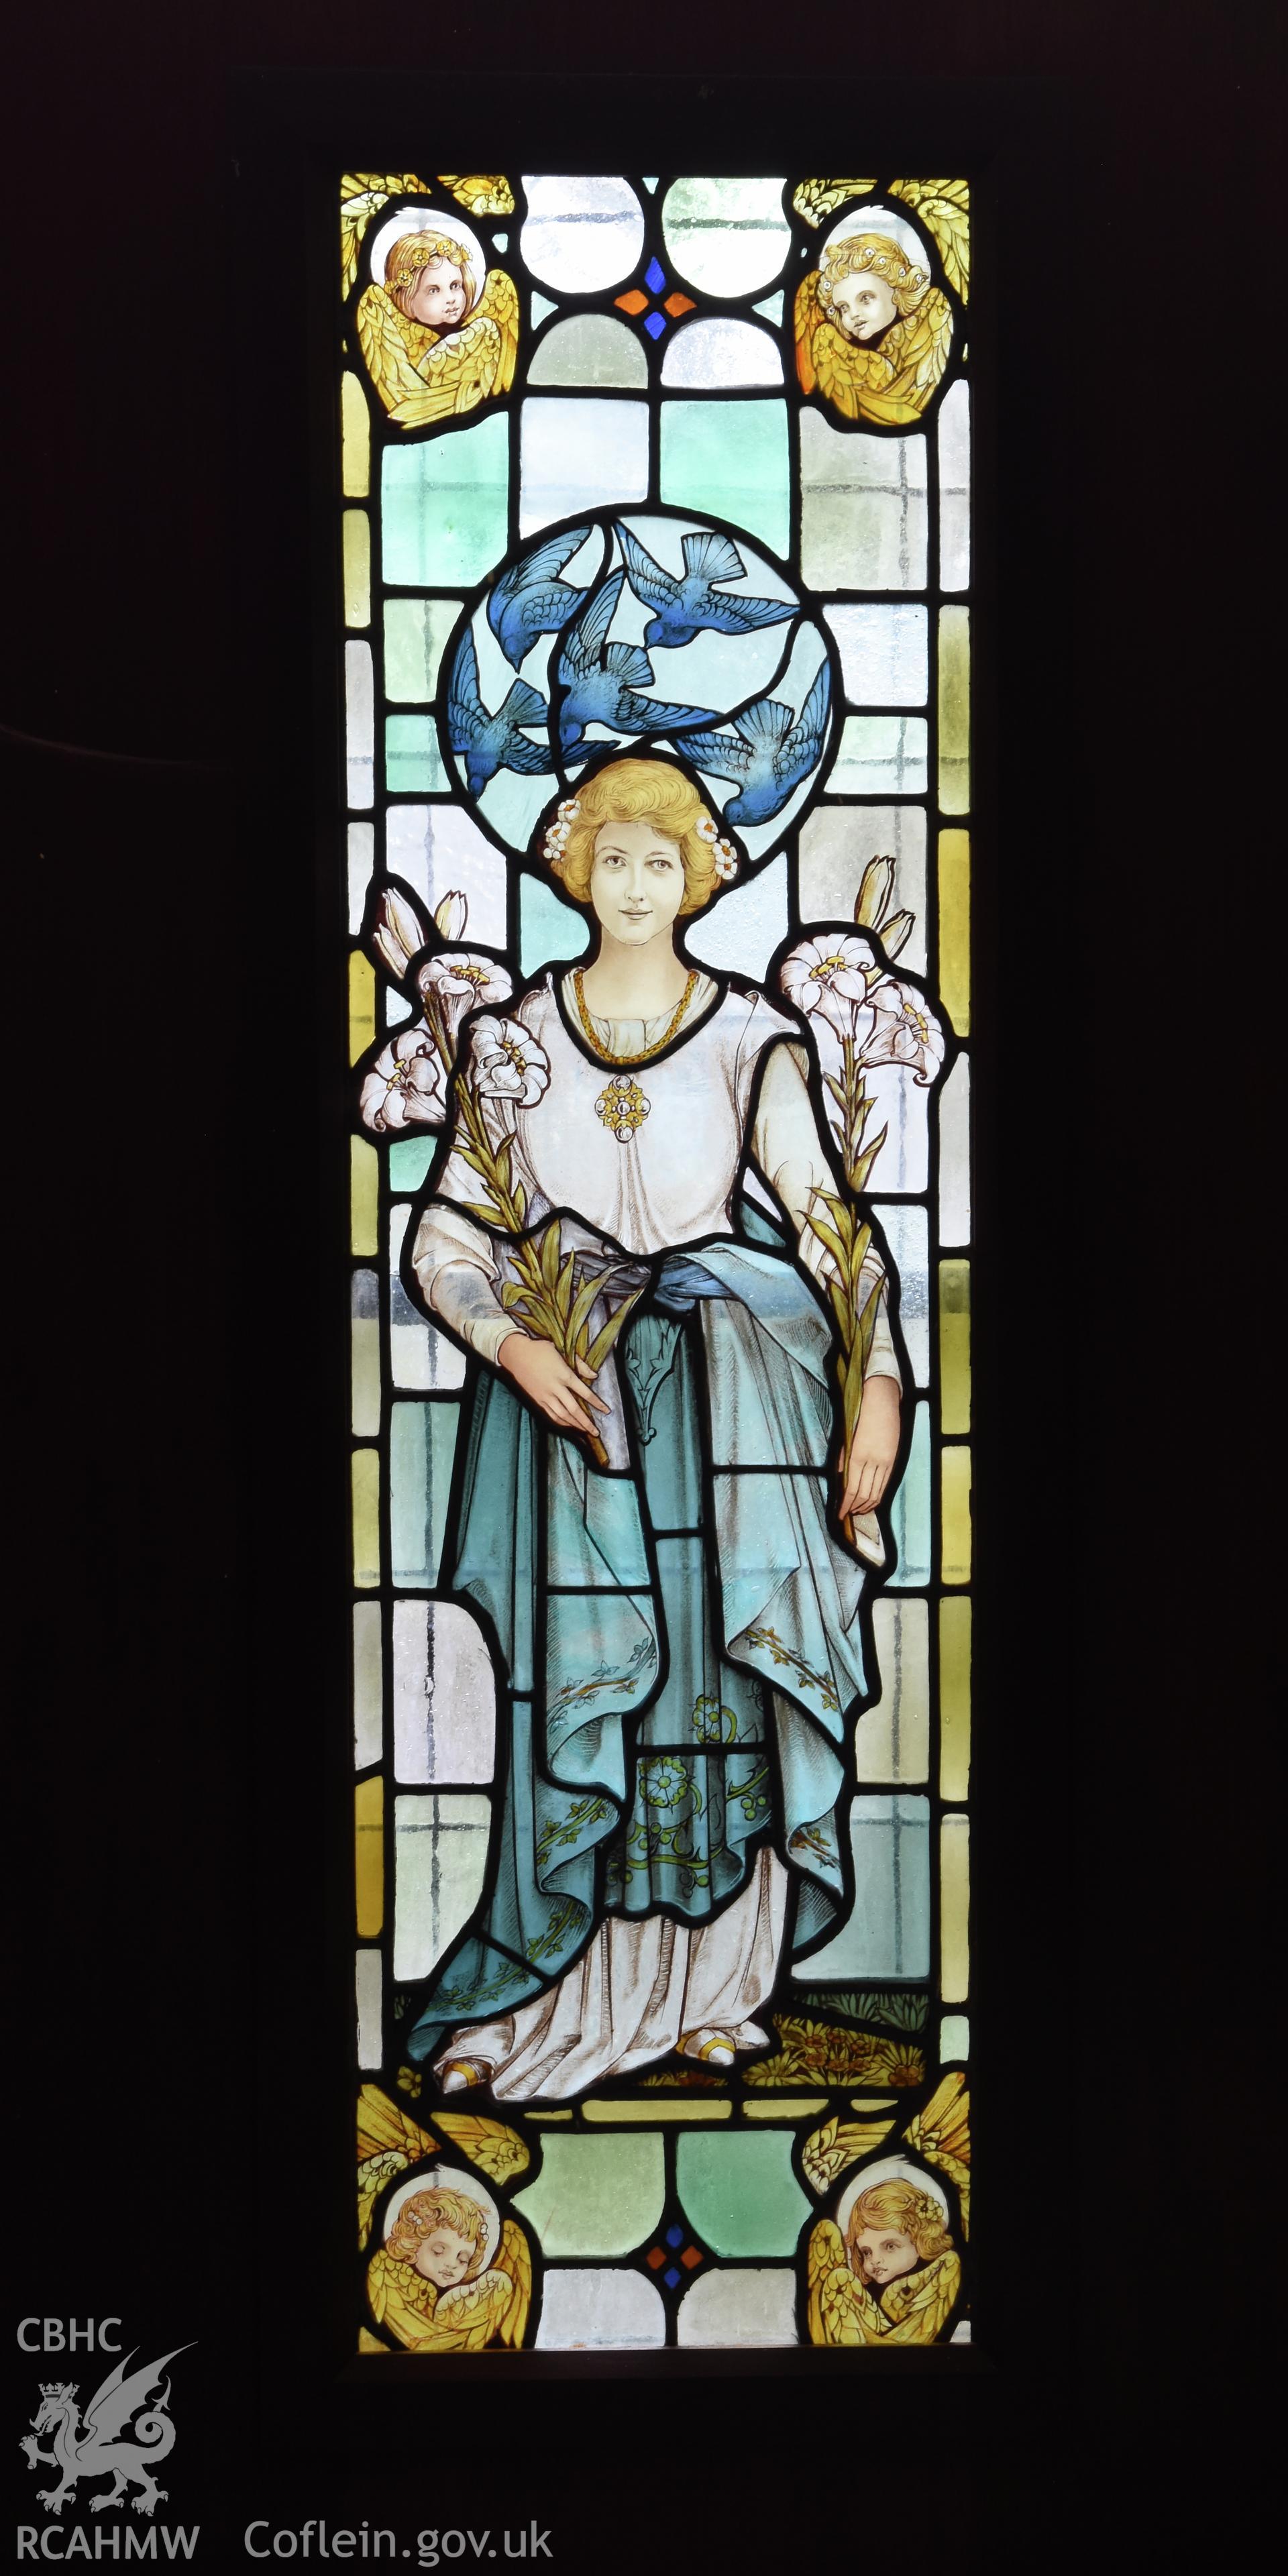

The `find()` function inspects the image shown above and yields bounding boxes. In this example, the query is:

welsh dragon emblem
[20,2347,190,2518]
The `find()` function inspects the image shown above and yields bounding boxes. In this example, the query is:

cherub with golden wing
[356,222,519,429]
[806,2075,969,2347]
[367,2182,531,2353]
[795,229,953,427]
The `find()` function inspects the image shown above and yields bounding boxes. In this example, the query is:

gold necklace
[572,969,702,1146]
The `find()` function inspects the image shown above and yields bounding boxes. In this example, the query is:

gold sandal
[439,2058,489,2092]
[679,2029,737,2065]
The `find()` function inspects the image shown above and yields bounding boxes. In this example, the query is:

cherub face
[829,271,898,343]
[413,2224,477,2289]
[408,260,468,329]
[851,2225,920,2286]
[589,817,687,947]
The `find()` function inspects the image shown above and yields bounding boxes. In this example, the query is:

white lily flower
[358,1022,446,1132]
[371,885,429,981]
[433,889,468,941]
[859,977,946,1085]
[468,1014,551,1108]
[417,951,514,1020]
[780,933,879,1032]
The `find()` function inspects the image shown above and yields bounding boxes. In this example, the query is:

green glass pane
[384,598,464,702]
[659,400,789,559]
[832,716,928,798]
[939,2012,969,2063]
[385,715,448,795]
[888,1398,931,1587]
[511,2133,665,2257]
[390,1400,459,1587]
[520,871,590,975]
[675,2131,810,2257]
[388,1136,437,1193]
[806,1794,932,1980]
[382,413,509,586]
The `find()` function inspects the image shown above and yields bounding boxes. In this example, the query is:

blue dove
[447,627,554,798]
[615,523,797,649]
[487,524,592,672]
[555,570,720,757]
[682,661,832,826]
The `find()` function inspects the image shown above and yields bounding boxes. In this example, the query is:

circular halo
[834,2154,951,2240]
[382,2161,501,2270]
[821,203,934,281]
[368,207,488,313]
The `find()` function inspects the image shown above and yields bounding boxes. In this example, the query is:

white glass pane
[798,804,927,976]
[353,1603,382,1770]
[384,597,464,702]
[853,1598,930,1784]
[528,314,648,389]
[871,1201,930,1383]
[832,716,928,797]
[535,2269,666,2352]
[392,1793,491,1979]
[356,1950,382,2069]
[939,2013,969,2062]
[938,380,971,591]
[385,804,508,951]
[685,849,788,982]
[388,1204,466,1391]
[345,639,374,809]
[662,176,790,297]
[521,174,645,292]
[347,820,374,936]
[938,1055,971,1246]
[350,1267,381,1436]
[825,604,928,706]
[660,316,783,388]
[519,397,649,537]
[676,2268,797,2348]
[800,413,927,591]
[392,1599,495,1784]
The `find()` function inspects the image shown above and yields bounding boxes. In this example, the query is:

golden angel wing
[493,2218,532,2350]
[802,2112,896,2196]
[475,269,520,398]
[356,285,441,415]
[386,313,504,429]
[904,2070,971,2237]
[357,2082,439,2168]
[881,288,955,409]
[806,2222,890,2346]
[433,2110,530,2186]
[806,2217,849,2345]
[437,175,516,217]
[794,270,829,398]
[341,173,431,297]
[792,178,877,229]
[890,178,970,302]
[877,2249,962,2345]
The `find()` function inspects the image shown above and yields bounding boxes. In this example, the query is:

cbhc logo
[17,2320,123,2351]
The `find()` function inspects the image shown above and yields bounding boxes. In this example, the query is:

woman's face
[851,2225,920,2286]
[413,2224,476,2289]
[588,816,687,947]
[830,270,898,342]
[408,259,468,329]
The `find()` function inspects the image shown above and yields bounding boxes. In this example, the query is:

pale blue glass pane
[676,2133,811,2256]
[938,1057,971,1247]
[800,413,927,591]
[388,1136,436,1193]
[385,716,448,794]
[390,1400,460,1587]
[386,802,508,951]
[686,849,788,982]
[833,716,928,797]
[382,414,509,586]
[659,400,789,559]
[345,640,374,808]
[519,398,649,537]
[825,605,928,706]
[520,870,590,975]
[753,292,784,325]
[939,2013,969,2062]
[804,1794,931,1979]
[871,1202,930,1385]
[389,1203,465,1390]
[888,1398,931,1587]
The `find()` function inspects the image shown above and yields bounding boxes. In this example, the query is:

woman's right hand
[497,1333,610,1440]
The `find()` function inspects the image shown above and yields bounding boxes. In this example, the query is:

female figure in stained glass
[402,756,904,2100]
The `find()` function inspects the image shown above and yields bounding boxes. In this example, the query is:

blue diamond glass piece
[645,257,666,294]
[665,2224,684,2248]
[663,2265,682,2288]
[643,310,667,339]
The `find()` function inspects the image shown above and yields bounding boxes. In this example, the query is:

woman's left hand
[839,1377,902,1520]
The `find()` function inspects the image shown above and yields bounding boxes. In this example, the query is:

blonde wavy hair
[386,2186,489,2273]
[546,758,727,918]
[819,231,928,322]
[845,2178,954,2274]
[384,232,477,321]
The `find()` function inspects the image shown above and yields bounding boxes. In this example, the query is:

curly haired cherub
[366,2182,531,2353]
[807,2170,961,2346]
[795,229,953,426]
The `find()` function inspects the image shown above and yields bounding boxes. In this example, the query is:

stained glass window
[337,169,974,2357]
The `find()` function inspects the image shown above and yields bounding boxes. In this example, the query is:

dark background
[6,4,1275,2562]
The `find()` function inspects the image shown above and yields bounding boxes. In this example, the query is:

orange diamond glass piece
[645,2245,667,2269]
[615,290,650,315]
[663,294,696,317]
[680,2244,704,2269]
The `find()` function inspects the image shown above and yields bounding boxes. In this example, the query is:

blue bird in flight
[555,571,720,757]
[615,523,797,650]
[487,524,592,673]
[447,628,554,798]
[682,661,832,827]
